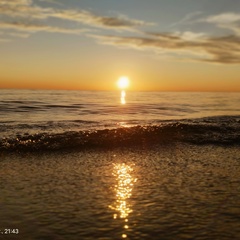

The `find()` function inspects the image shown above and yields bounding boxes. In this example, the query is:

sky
[0,0,240,91]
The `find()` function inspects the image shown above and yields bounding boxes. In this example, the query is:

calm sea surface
[1,89,240,135]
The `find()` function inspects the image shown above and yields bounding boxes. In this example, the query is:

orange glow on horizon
[0,73,240,92]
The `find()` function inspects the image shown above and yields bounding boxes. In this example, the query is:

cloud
[0,21,87,34]
[90,32,240,64]
[203,12,240,36]
[37,0,63,6]
[0,0,31,5]
[204,35,240,63]
[149,31,206,41]
[169,11,202,28]
[0,0,54,19]
[49,9,149,30]
[0,0,151,30]
[87,12,240,64]
[1,1,239,65]
[0,0,152,43]
[205,13,240,24]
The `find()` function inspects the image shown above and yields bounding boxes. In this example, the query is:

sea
[1,89,240,240]
[0,89,240,151]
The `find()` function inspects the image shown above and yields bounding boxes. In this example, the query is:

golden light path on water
[109,163,137,239]
[121,90,126,105]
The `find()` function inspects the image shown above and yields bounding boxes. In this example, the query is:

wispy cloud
[0,4,49,19]
[202,12,240,36]
[0,0,151,32]
[0,21,87,34]
[37,0,63,6]
[87,11,240,64]
[1,0,240,65]
[169,11,202,28]
[0,0,152,44]
[90,31,240,64]
[49,9,150,30]
[0,0,31,5]
[205,12,240,24]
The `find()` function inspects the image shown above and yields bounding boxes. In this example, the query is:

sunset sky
[0,0,240,91]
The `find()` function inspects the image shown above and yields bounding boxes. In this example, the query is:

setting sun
[117,76,129,89]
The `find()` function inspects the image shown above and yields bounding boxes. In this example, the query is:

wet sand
[0,143,240,240]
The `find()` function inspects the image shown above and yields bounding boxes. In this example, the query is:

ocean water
[1,145,240,239]
[1,89,240,240]
[0,89,240,150]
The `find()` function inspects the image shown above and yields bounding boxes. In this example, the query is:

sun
[117,76,129,89]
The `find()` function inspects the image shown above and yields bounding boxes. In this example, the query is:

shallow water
[1,144,240,239]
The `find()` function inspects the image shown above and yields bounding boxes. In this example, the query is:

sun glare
[117,76,129,89]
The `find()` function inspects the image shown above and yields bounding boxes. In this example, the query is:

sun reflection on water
[121,90,126,105]
[109,163,137,238]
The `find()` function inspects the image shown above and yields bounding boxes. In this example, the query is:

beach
[1,143,240,239]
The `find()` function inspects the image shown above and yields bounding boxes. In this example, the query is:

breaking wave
[1,116,240,152]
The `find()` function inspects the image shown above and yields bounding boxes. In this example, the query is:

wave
[1,116,240,152]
